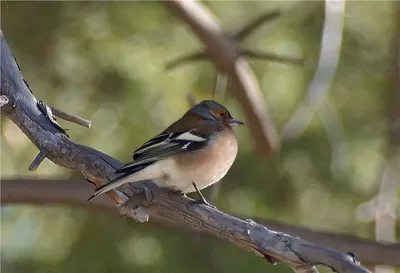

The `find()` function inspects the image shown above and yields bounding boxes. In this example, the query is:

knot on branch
[118,184,154,222]
[0,94,15,113]
[346,252,361,266]
[37,101,69,137]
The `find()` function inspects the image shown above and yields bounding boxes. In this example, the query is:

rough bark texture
[0,29,370,273]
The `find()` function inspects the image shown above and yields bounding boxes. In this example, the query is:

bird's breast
[165,129,238,193]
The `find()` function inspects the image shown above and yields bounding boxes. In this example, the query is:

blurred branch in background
[1,31,370,273]
[165,9,303,100]
[375,4,400,273]
[2,179,400,267]
[318,102,348,178]
[163,0,285,156]
[282,0,348,178]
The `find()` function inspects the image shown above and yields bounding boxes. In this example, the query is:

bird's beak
[229,118,244,126]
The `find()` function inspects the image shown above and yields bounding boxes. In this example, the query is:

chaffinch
[87,100,243,205]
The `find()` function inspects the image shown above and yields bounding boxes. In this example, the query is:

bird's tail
[86,174,133,202]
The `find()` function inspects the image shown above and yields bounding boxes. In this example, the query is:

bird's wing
[87,121,223,201]
[114,130,209,174]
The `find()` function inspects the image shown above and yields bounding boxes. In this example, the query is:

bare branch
[162,0,280,155]
[1,29,370,273]
[233,10,281,41]
[2,178,399,267]
[241,48,304,66]
[49,105,91,128]
[165,51,208,70]
[28,151,47,171]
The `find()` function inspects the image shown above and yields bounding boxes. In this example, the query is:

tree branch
[1,29,369,273]
[233,10,281,42]
[2,178,400,267]
[48,105,91,128]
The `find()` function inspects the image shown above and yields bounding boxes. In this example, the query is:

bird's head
[190,100,244,127]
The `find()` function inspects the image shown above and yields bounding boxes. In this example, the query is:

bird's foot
[191,182,216,208]
[191,197,215,208]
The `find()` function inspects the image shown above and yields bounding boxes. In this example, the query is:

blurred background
[1,1,399,273]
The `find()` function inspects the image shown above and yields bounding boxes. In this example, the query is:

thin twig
[241,48,304,66]
[233,10,281,41]
[28,151,47,171]
[49,105,91,128]
[171,8,280,66]
[165,51,208,70]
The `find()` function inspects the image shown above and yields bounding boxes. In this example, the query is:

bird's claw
[191,182,216,208]
[191,198,216,208]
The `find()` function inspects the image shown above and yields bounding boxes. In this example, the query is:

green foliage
[1,1,398,272]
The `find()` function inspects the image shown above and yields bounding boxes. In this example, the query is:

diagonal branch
[165,51,208,70]
[240,48,304,65]
[233,10,281,41]
[49,105,91,128]
[1,30,369,273]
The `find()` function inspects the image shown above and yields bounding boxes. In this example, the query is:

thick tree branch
[2,178,400,267]
[1,30,369,273]
[162,0,280,155]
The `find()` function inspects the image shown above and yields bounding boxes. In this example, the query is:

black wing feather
[114,131,208,175]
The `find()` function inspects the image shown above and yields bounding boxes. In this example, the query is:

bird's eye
[220,112,226,118]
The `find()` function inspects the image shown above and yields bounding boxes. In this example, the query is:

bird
[87,100,244,205]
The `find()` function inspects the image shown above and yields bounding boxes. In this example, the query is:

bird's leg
[191,182,215,208]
